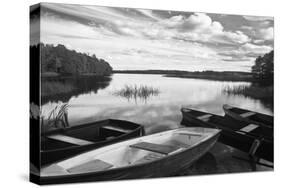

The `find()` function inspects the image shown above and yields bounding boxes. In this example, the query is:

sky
[32,3,274,72]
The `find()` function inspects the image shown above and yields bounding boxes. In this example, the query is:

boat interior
[41,128,218,176]
[41,120,137,151]
[228,107,273,125]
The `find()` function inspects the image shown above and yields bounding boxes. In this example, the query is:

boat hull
[181,109,273,162]
[36,130,219,185]
[41,119,144,166]
[223,105,273,128]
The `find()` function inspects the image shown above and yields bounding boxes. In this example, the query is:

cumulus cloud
[243,15,273,21]
[158,13,250,45]
[39,4,274,72]
[255,27,274,40]
[241,43,272,54]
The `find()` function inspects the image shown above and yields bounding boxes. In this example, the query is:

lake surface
[42,73,273,134]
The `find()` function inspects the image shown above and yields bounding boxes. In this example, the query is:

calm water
[42,73,273,134]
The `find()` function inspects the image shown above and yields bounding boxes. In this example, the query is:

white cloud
[241,43,272,54]
[40,4,274,72]
[253,39,265,44]
[243,15,273,21]
[159,13,250,45]
[256,27,273,40]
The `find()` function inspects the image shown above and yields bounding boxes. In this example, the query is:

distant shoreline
[113,70,255,82]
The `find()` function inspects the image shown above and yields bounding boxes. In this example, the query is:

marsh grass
[223,85,273,100]
[113,84,160,103]
[41,103,69,132]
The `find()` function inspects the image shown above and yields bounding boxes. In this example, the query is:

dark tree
[39,43,113,75]
[252,50,273,81]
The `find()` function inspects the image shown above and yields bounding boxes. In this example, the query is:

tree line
[252,50,273,82]
[31,43,113,76]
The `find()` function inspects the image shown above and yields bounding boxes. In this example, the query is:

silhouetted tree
[252,50,273,81]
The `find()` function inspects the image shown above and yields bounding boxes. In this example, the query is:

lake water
[42,73,273,135]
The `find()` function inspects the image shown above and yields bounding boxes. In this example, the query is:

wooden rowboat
[37,127,220,184]
[223,104,273,128]
[181,107,273,162]
[41,119,144,166]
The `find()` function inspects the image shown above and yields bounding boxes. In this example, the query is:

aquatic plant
[223,85,273,110]
[41,103,69,132]
[223,85,273,99]
[113,84,160,103]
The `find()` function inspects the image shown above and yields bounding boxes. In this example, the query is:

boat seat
[42,164,68,176]
[67,159,113,173]
[178,132,202,137]
[102,126,131,133]
[130,142,183,155]
[240,112,256,118]
[236,124,259,135]
[133,153,164,164]
[197,114,212,122]
[47,134,94,146]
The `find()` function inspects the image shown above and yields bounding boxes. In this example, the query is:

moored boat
[223,104,273,128]
[181,107,273,162]
[38,127,220,184]
[41,119,144,166]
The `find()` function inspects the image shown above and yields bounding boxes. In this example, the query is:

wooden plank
[178,132,202,137]
[235,124,259,135]
[240,112,256,118]
[240,124,259,133]
[67,159,113,173]
[197,114,212,122]
[102,126,131,133]
[47,134,94,146]
[42,164,68,175]
[130,142,182,155]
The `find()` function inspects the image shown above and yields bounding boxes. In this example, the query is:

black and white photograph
[29,2,274,185]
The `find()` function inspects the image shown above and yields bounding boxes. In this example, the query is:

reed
[113,84,160,103]
[41,103,69,132]
[223,85,273,99]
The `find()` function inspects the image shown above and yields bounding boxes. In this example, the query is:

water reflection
[41,76,112,104]
[41,73,273,174]
[223,84,273,110]
[42,74,273,135]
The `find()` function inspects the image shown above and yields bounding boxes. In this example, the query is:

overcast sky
[33,3,274,72]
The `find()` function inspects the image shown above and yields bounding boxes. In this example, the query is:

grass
[223,84,273,110]
[223,85,273,99]
[113,84,160,103]
[41,81,75,97]
[41,103,69,133]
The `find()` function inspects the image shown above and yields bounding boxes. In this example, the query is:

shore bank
[113,70,255,82]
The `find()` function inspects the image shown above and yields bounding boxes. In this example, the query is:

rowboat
[38,127,220,184]
[223,104,273,128]
[181,107,273,162]
[41,119,144,166]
